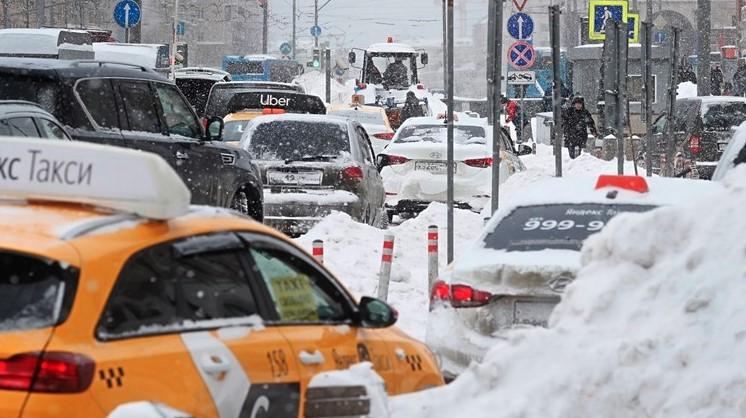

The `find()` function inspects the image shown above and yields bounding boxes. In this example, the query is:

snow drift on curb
[392,166,746,418]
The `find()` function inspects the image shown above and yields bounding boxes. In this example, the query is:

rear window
[702,102,746,130]
[246,120,350,161]
[328,109,386,126]
[175,78,216,116]
[396,124,486,145]
[226,61,264,75]
[0,252,78,333]
[0,74,60,115]
[483,203,656,252]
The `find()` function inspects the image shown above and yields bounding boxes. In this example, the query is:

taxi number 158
[267,349,289,378]
[523,219,605,231]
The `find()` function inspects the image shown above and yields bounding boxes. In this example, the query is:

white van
[0,28,94,59]
[92,43,170,73]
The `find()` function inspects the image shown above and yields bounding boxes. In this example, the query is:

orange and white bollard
[377,234,395,302]
[312,240,324,264]
[427,225,439,294]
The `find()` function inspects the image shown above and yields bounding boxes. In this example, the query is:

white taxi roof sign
[0,138,190,220]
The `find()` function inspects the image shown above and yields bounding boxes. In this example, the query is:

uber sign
[260,94,292,107]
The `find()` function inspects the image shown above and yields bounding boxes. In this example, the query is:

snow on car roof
[400,116,487,129]
[366,43,417,54]
[246,113,350,128]
[683,95,746,104]
[0,28,92,55]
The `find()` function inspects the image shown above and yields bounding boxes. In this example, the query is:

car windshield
[246,120,350,161]
[0,252,77,333]
[395,124,486,144]
[702,101,746,130]
[223,120,251,142]
[328,108,386,126]
[483,203,656,252]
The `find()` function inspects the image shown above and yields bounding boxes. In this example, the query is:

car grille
[220,152,236,166]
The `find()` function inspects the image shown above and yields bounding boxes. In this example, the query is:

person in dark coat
[733,62,746,97]
[711,65,724,95]
[400,91,424,124]
[562,96,598,159]
[383,58,409,89]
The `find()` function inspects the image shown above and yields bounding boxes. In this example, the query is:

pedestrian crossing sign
[588,0,628,41]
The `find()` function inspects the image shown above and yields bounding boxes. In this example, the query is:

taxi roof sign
[0,138,190,220]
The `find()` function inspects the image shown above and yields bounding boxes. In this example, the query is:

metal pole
[665,28,680,177]
[646,0,654,20]
[377,234,395,302]
[643,21,654,176]
[131,0,142,43]
[519,86,525,144]
[314,0,319,48]
[292,0,296,60]
[170,0,179,81]
[325,48,331,103]
[427,225,439,294]
[262,0,269,54]
[616,20,626,175]
[447,0,455,263]
[442,0,448,93]
[37,0,45,27]
[125,28,130,43]
[696,0,711,96]
[550,5,563,177]
[487,0,496,125]
[491,0,503,216]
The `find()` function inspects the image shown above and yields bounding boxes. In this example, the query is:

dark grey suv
[240,114,386,235]
[0,58,263,220]
[0,100,70,140]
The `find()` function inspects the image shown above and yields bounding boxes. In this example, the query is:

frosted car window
[76,79,120,129]
[0,252,78,332]
[5,117,40,137]
[246,121,350,161]
[396,125,486,144]
[483,204,656,252]
[37,118,70,140]
[97,233,258,339]
[116,80,161,134]
[154,84,202,139]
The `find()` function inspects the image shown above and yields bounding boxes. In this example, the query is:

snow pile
[293,70,353,104]
[296,204,484,340]
[677,81,698,99]
[392,166,746,418]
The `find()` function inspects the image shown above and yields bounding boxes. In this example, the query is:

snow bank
[293,71,353,104]
[392,165,746,418]
[677,81,698,99]
[296,204,484,340]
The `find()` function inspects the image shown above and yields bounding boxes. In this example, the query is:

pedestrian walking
[711,65,724,95]
[733,62,746,97]
[562,96,598,159]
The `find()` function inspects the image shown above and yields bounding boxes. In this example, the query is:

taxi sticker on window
[269,275,319,321]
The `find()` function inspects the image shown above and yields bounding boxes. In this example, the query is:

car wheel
[231,190,250,216]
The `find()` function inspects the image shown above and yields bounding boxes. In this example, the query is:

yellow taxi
[327,102,395,155]
[222,109,287,144]
[0,138,443,418]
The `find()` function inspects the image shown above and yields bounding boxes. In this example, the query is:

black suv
[0,58,263,220]
[0,100,70,139]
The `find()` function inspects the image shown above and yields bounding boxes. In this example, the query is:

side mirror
[348,51,356,64]
[358,296,397,328]
[518,144,533,156]
[421,52,429,65]
[206,116,224,141]
[108,402,193,418]
[375,154,386,172]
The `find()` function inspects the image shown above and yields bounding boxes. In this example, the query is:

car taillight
[689,134,701,155]
[387,155,410,165]
[464,157,493,168]
[450,284,492,308]
[342,166,364,181]
[0,352,95,393]
[430,280,450,302]
[373,132,395,140]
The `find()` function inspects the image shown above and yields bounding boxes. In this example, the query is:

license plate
[513,300,557,327]
[414,161,453,174]
[267,170,322,185]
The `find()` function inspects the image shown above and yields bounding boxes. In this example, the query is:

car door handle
[298,350,325,365]
[200,354,232,376]
[176,151,189,160]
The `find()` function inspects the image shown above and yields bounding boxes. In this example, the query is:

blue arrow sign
[507,13,534,40]
[280,42,292,56]
[310,25,322,38]
[113,0,140,28]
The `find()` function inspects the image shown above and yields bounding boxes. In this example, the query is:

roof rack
[0,100,44,108]
[69,60,151,73]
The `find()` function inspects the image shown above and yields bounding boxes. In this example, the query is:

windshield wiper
[284,154,338,164]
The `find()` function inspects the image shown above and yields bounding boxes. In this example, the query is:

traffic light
[312,48,321,68]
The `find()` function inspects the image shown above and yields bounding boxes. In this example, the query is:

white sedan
[377,116,529,219]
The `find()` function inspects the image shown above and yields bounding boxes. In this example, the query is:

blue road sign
[654,31,667,44]
[176,21,185,36]
[507,40,536,70]
[280,42,292,56]
[310,25,322,38]
[507,13,534,40]
[113,0,140,28]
